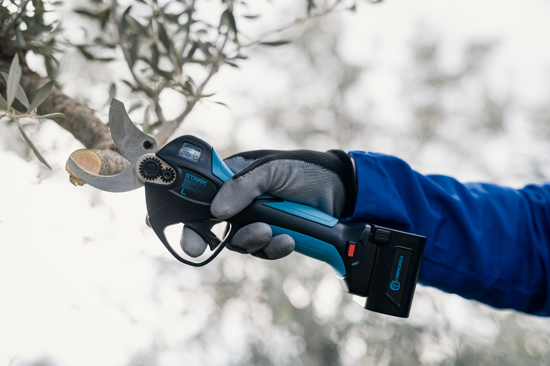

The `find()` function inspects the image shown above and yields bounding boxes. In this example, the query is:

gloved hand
[181,149,357,259]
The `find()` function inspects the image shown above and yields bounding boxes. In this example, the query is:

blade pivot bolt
[139,157,162,180]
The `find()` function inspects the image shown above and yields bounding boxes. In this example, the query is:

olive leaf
[213,101,228,108]
[128,101,143,114]
[44,54,60,80]
[74,8,101,20]
[125,14,149,36]
[27,80,55,112]
[1,72,30,109]
[157,22,173,54]
[108,82,117,102]
[99,8,111,29]
[122,79,140,92]
[129,38,139,68]
[6,54,23,112]
[221,9,238,41]
[76,45,95,60]
[150,43,159,67]
[16,120,52,170]
[260,40,291,47]
[16,30,26,47]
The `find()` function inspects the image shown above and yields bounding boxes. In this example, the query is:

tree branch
[149,0,197,133]
[154,37,225,146]
[152,2,347,146]
[151,91,167,125]
[111,0,149,93]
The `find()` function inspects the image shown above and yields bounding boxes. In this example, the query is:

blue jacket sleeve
[348,151,550,315]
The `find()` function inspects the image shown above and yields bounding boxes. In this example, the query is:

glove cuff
[327,150,357,218]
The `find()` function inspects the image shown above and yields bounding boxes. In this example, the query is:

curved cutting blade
[109,98,158,162]
[67,157,143,192]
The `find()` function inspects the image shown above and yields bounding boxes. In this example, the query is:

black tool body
[144,135,426,318]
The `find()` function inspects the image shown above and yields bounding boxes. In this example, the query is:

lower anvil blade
[67,157,143,192]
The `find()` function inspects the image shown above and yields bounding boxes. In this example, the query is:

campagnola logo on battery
[390,255,404,291]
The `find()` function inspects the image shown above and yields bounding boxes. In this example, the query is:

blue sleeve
[348,151,550,315]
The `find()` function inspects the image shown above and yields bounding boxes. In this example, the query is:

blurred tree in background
[223,18,550,366]
[3,0,550,366]
[220,17,550,366]
[0,0,356,174]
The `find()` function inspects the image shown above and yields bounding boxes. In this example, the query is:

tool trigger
[185,221,222,251]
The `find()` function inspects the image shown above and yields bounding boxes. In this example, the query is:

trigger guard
[147,205,227,267]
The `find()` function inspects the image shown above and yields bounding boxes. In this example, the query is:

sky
[2,0,550,365]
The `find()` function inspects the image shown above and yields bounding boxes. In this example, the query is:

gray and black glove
[181,149,357,259]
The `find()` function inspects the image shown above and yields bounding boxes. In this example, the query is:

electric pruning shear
[68,99,426,318]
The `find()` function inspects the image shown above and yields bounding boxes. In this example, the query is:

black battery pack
[343,225,426,318]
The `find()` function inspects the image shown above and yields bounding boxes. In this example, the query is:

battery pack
[352,225,426,318]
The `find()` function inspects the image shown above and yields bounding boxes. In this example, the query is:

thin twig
[148,0,348,145]
[154,32,229,146]
[111,0,149,93]
[151,0,197,123]
[151,91,167,124]
[179,0,196,61]
[153,60,219,146]
[239,1,347,49]
[173,30,229,125]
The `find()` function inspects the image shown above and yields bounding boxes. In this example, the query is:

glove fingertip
[211,180,256,219]
[229,222,272,254]
[263,234,295,260]
[210,203,237,220]
[181,227,207,258]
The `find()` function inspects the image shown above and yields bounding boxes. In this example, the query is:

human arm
[349,151,550,315]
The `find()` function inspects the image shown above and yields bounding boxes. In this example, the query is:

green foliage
[67,0,263,135]
[2,0,354,142]
[5,53,22,111]
[0,0,63,79]
[259,40,292,47]
[27,79,54,111]
[0,54,65,169]
[68,0,351,138]
[2,71,30,108]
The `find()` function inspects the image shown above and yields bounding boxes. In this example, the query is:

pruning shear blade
[68,98,157,192]
[67,158,143,192]
[109,98,158,161]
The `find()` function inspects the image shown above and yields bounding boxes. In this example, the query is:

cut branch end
[66,149,102,186]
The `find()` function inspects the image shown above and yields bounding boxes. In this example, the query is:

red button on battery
[347,243,356,257]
